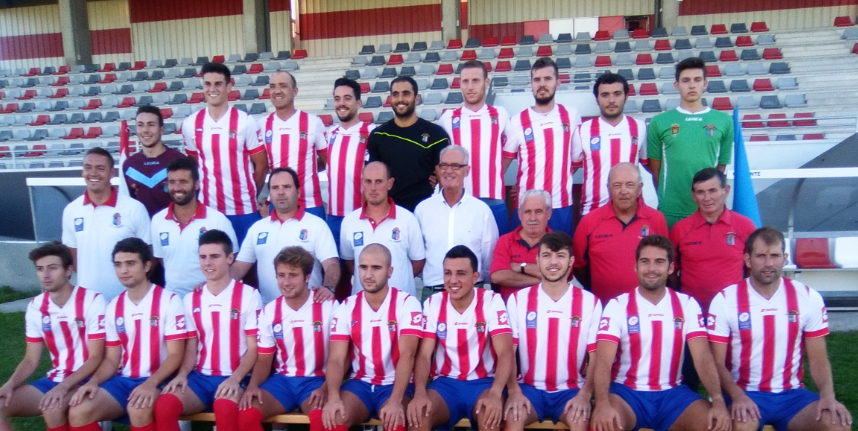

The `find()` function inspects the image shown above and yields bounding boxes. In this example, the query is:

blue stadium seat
[394,42,410,52]
[345,70,360,80]
[492,77,508,87]
[747,63,767,75]
[729,79,751,92]
[656,53,675,64]
[555,57,572,69]
[575,44,591,55]
[380,67,397,78]
[249,103,267,115]
[671,26,688,36]
[756,34,776,45]
[637,68,656,80]
[360,45,375,55]
[691,25,708,36]
[715,37,733,48]
[784,94,807,108]
[741,49,761,61]
[613,30,630,40]
[699,51,717,63]
[776,77,798,90]
[695,37,714,49]
[423,93,442,105]
[651,27,668,38]
[465,38,481,48]
[759,95,782,109]
[707,80,727,93]
[445,92,463,104]
[674,39,692,50]
[364,96,382,109]
[399,66,416,77]
[731,23,749,33]
[641,99,662,113]
[514,60,531,71]
[769,62,790,74]
[574,56,593,68]
[623,100,639,113]
[555,44,573,56]
[377,111,394,124]
[593,42,611,53]
[368,56,385,66]
[614,41,631,53]
[423,52,441,63]
[412,41,428,51]
[372,81,390,93]
[519,35,536,45]
[430,78,448,90]
[556,33,573,43]
[617,69,634,81]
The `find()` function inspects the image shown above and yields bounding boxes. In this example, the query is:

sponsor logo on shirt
[273,323,283,339]
[590,136,601,151]
[697,314,706,329]
[599,317,610,330]
[160,232,169,246]
[112,213,122,227]
[150,315,159,327]
[627,315,640,334]
[437,322,447,340]
[116,316,126,333]
[452,116,460,129]
[707,315,716,330]
[265,129,273,144]
[738,312,752,330]
[300,131,307,140]
[631,136,637,146]
[257,232,269,245]
[331,317,338,329]
[391,228,400,242]
[410,312,422,327]
[526,311,537,329]
[497,310,508,325]
[299,229,309,242]
[42,315,52,332]
[788,310,799,323]
[524,127,534,142]
[685,117,703,122]
[74,217,84,232]
[353,232,364,247]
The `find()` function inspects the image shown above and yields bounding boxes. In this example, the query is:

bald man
[572,163,669,303]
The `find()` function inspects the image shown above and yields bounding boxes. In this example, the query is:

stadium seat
[834,16,854,27]
[730,79,751,92]
[16,90,36,100]
[740,49,761,61]
[364,96,382,109]
[360,45,375,55]
[460,50,477,61]
[536,46,552,57]
[639,83,658,96]
[718,50,737,61]
[23,144,47,156]
[593,31,609,41]
[636,54,654,65]
[753,78,775,91]
[650,27,668,38]
[574,56,593,68]
[556,33,573,43]
[492,76,508,87]
[593,42,611,53]
[712,97,733,111]
[735,96,757,109]
[742,114,764,128]
[803,133,824,140]
[794,238,837,268]
[357,82,370,94]
[50,76,69,87]
[611,29,629,40]
[492,60,511,72]
[759,95,781,109]
[437,64,453,75]
[247,63,264,74]
[615,54,634,66]
[464,38,481,49]
[637,68,656,80]
[48,114,69,125]
[149,82,167,93]
[399,66,416,76]
[762,48,782,59]
[769,62,790,74]
[440,51,459,62]
[29,114,49,126]
[445,92,463,104]
[451,77,461,89]
[290,50,307,60]
[574,44,592,55]
[674,39,692,50]
[380,67,397,78]
[785,94,807,108]
[617,69,634,81]
[710,24,728,35]
[730,23,749,34]
[84,112,103,123]
[775,134,796,141]
[447,39,463,49]
[843,28,858,40]
[241,89,259,100]
[723,64,745,76]
[555,44,573,56]
[750,21,769,32]
[134,95,154,106]
[82,127,102,139]
[430,78,449,90]
[404,53,422,63]
[706,80,727,93]
[63,127,84,140]
[318,114,333,127]
[47,100,68,111]
[414,65,433,76]
[713,37,732,48]
[49,88,69,99]
[695,37,714,49]
[653,39,671,51]
[512,75,531,86]
[633,40,652,51]
[732,36,752,47]
[98,74,116,84]
[25,129,48,142]
[514,60,531,71]
[422,52,441,63]
[516,46,534,57]
[495,36,513,46]
[690,25,708,36]
[351,56,368,67]
[375,111,393,124]
[167,93,188,105]
[595,56,611,67]
[394,42,410,53]
[654,53,674,64]
[641,99,661,113]
[82,99,102,110]
[757,34,776,45]
[519,35,536,45]
[631,28,649,39]
[614,41,631,53]
[793,112,817,126]
[372,81,390,93]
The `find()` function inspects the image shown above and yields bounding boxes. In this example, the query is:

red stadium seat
[387,54,404,65]
[631,28,649,39]
[64,128,85,140]
[185,93,204,104]
[98,73,116,84]
[636,54,654,65]
[749,135,769,142]
[358,112,374,123]
[227,90,240,101]
[383,96,392,107]
[750,21,769,32]
[654,39,672,51]
[803,133,824,140]
[627,84,635,96]
[0,103,15,114]
[437,64,454,75]
[834,16,854,27]
[719,50,738,62]
[459,50,476,61]
[451,77,461,89]
[498,48,514,59]
[593,30,610,41]
[82,99,101,110]
[536,46,552,57]
[149,82,167,93]
[447,39,463,49]
[482,37,499,47]
[83,127,102,139]
[742,114,764,128]
[359,82,370,94]
[23,68,39,77]
[259,88,270,99]
[712,97,733,111]
[17,90,36,100]
[762,48,782,59]
[793,112,817,127]
[130,61,146,70]
[482,61,492,72]
[51,76,69,86]
[212,55,225,63]
[500,36,517,46]
[99,63,116,72]
[54,65,70,75]
[595,56,611,67]
[29,115,49,126]
[0,146,9,157]
[766,113,789,127]
[319,114,333,127]
[50,88,69,99]
[23,144,47,157]
[495,61,511,72]
[753,79,774,91]
[853,43,858,55]
[558,74,570,84]
[292,50,308,59]
[247,63,264,74]
[117,97,136,108]
[639,83,658,96]
[735,36,754,47]
[705,65,722,77]
[710,24,728,34]
[160,108,173,119]
[794,238,837,268]
[229,78,235,86]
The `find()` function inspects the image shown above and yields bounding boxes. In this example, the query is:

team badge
[299,229,309,241]
[391,228,400,241]
[599,317,610,330]
[300,131,307,140]
[230,309,240,320]
[265,129,273,144]
[229,130,236,139]
[727,232,736,246]
[641,225,650,237]
[176,316,186,330]
[75,317,85,328]
[421,133,429,143]
[491,116,498,125]
[41,315,52,332]
[437,322,447,340]
[497,311,508,325]
[627,316,640,334]
[590,136,601,151]
[571,315,581,328]
[822,306,828,323]
[257,232,268,245]
[328,134,336,146]
[704,124,717,137]
[116,316,126,333]
[707,315,716,330]
[199,227,207,237]
[313,321,322,333]
[150,315,159,327]
[524,127,534,142]
[388,320,397,332]
[671,123,680,135]
[562,123,570,133]
[273,323,283,339]
[674,317,684,330]
[475,321,486,333]
[631,136,638,146]
[359,136,367,144]
[353,232,364,247]
[160,232,169,246]
[788,310,799,323]
[112,213,122,227]
[738,312,752,330]
[74,217,84,232]
[525,311,537,329]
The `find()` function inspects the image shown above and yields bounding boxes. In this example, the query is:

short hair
[635,235,675,264]
[536,231,573,256]
[361,243,392,267]
[745,227,785,255]
[29,241,73,268]
[135,105,164,126]
[112,237,153,263]
[201,62,231,83]
[199,229,233,255]
[593,72,629,98]
[518,189,551,209]
[167,157,198,182]
[274,246,315,278]
[459,59,488,78]
[609,162,642,184]
[444,245,478,273]
[675,57,707,82]
[334,77,361,99]
[363,161,392,179]
[273,70,297,88]
[531,57,558,78]
[84,147,114,167]
[391,76,418,95]
[269,167,301,191]
[692,167,727,189]
[439,145,469,164]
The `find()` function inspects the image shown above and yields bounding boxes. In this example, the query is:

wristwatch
[323,285,336,293]
[520,262,527,274]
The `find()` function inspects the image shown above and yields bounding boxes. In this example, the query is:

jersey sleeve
[502,116,522,159]
[684,296,707,340]
[571,124,584,166]
[244,115,265,155]
[105,300,120,346]
[718,116,734,166]
[340,218,355,260]
[636,121,649,163]
[151,220,165,259]
[313,116,328,153]
[506,293,520,343]
[706,291,731,344]
[436,110,453,136]
[651,209,669,237]
[24,299,43,343]
[165,293,190,341]
[235,224,258,263]
[572,216,591,269]
[85,294,107,341]
[220,215,240,256]
[61,205,77,248]
[243,289,263,336]
[420,295,438,339]
[366,131,381,162]
[406,213,426,260]
[131,201,152,245]
[314,220,339,262]
[399,295,424,338]
[489,235,511,275]
[596,298,624,344]
[182,293,198,336]
[804,288,830,338]
[330,299,352,342]
[256,305,276,354]
[587,297,603,352]
[487,293,512,337]
[646,117,662,162]
[181,115,198,156]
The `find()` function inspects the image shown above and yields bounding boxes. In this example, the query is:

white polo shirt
[62,187,151,300]
[340,198,425,296]
[414,191,498,286]
[236,207,338,304]
[151,202,238,297]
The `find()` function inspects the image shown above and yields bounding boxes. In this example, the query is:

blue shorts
[326,215,345,254]
[427,377,495,431]
[186,371,239,409]
[31,377,60,394]
[519,384,580,423]
[742,389,819,431]
[485,200,510,237]
[101,376,150,410]
[227,212,262,246]
[511,205,574,238]
[341,379,414,418]
[305,206,326,221]
[260,375,325,413]
[610,383,702,431]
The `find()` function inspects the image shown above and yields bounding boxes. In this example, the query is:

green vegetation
[0,286,36,304]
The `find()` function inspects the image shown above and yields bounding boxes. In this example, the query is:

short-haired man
[503,57,582,237]
[123,105,187,217]
[504,232,602,431]
[415,146,498,299]
[262,71,328,220]
[367,76,450,212]
[437,60,512,235]
[151,158,237,297]
[591,235,730,431]
[408,246,513,431]
[489,190,553,301]
[708,227,852,431]
[182,62,269,244]
[645,57,734,228]
[340,162,425,296]
[0,242,106,431]
[232,167,339,304]
[321,244,423,431]
[237,246,338,431]
[573,163,668,303]
[67,238,188,431]
[572,72,647,215]
[62,147,151,299]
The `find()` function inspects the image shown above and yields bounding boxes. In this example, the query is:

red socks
[47,425,70,431]
[308,409,325,431]
[329,425,349,431]
[130,423,155,431]
[153,393,184,431]
[385,426,406,431]
[213,399,240,431]
[69,423,103,431]
[237,406,264,431]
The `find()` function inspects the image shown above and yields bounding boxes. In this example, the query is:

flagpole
[731,107,762,227]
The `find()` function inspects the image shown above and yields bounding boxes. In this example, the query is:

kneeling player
[0,242,105,431]
[154,230,262,431]
[238,246,337,430]
[407,246,514,431]
[67,238,188,431]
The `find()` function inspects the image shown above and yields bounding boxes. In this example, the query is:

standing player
[645,57,733,228]
[503,232,602,431]
[591,235,730,431]
[708,227,852,431]
[262,71,328,219]
[503,57,582,236]
[572,72,647,215]
[408,246,513,431]
[154,230,262,431]
[320,244,423,431]
[62,147,151,299]
[67,238,188,431]
[437,60,511,235]
[182,62,269,243]
[0,242,105,431]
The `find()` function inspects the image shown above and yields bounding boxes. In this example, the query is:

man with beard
[367,76,450,212]
[123,105,187,217]
[503,57,582,236]
[571,72,648,216]
[261,71,328,219]
[151,158,237,297]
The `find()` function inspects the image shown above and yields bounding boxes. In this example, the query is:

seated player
[503,232,602,431]
[708,227,852,431]
[591,235,730,431]
[237,246,338,430]
[0,242,105,431]
[320,244,423,431]
[67,238,188,431]
[407,246,514,431]
[154,230,262,431]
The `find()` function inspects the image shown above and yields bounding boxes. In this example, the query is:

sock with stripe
[69,422,103,431]
[47,425,70,431]
[236,406,264,431]
[213,398,240,431]
[129,423,155,431]
[153,393,184,431]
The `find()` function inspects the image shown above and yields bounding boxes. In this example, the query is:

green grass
[0,286,37,304]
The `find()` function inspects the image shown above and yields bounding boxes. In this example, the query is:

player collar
[676,106,711,115]
[166,201,207,222]
[692,206,732,227]
[83,187,118,207]
[271,206,306,223]
[360,197,397,221]
[512,225,552,249]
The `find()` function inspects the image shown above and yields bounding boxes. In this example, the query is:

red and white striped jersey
[438,105,510,200]
[597,287,707,391]
[707,278,829,393]
[330,288,423,385]
[184,280,262,376]
[421,289,511,381]
[571,116,648,215]
[503,105,582,208]
[26,286,106,382]
[507,284,602,392]
[262,110,327,209]
[257,290,338,377]
[105,285,189,379]
[182,107,265,216]
[325,121,375,217]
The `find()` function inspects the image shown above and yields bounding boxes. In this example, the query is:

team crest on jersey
[704,124,717,137]
[231,309,240,320]
[631,136,638,146]
[41,315,52,332]
[525,311,537,329]
[571,315,581,328]
[674,317,684,330]
[116,316,126,333]
[150,315,159,327]
[491,116,498,125]
[160,232,169,246]
[590,136,601,151]
[641,225,650,237]
[391,228,401,241]
[299,131,307,141]
[257,232,269,245]
[273,323,283,339]
[388,320,397,332]
[229,130,236,139]
[497,311,508,325]
[627,316,640,334]
[437,322,447,340]
[788,310,799,323]
[562,123,570,133]
[475,321,486,333]
[313,320,323,333]
[671,124,680,135]
[328,134,336,146]
[707,315,716,330]
[199,227,207,237]
[265,129,273,144]
[421,133,429,143]
[112,213,122,227]
[176,316,186,330]
[359,136,367,144]
[727,232,736,246]
[353,232,364,247]
[75,317,85,328]
[599,317,610,330]
[74,217,84,232]
[738,312,752,330]
[524,127,534,142]
[299,229,309,242]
